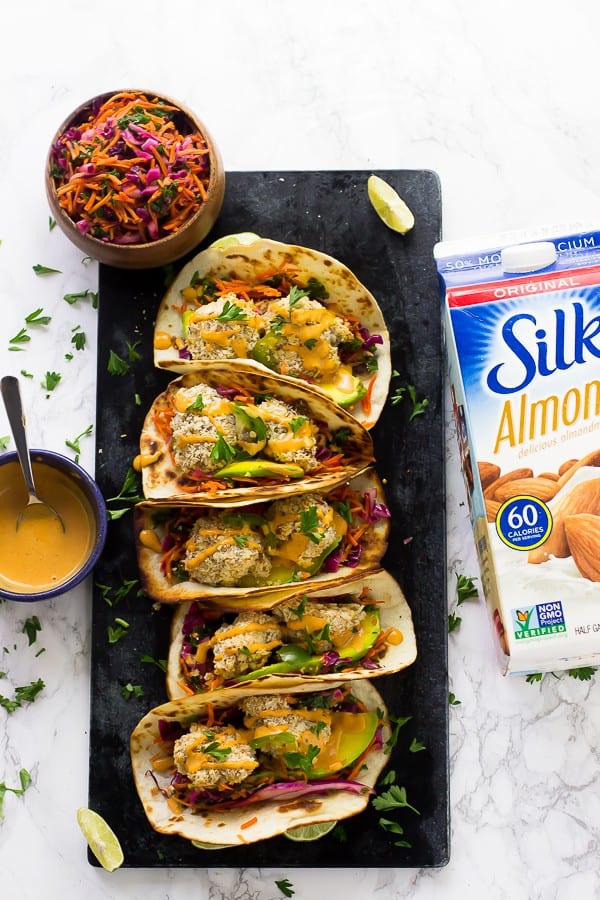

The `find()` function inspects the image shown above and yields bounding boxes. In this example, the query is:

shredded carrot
[50,90,211,244]
[361,374,377,416]
[240,816,258,830]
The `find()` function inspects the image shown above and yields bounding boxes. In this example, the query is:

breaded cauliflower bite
[263,295,354,379]
[259,396,319,472]
[266,493,339,569]
[184,514,271,586]
[240,694,331,757]
[211,611,283,679]
[173,723,258,788]
[186,294,266,360]
[171,383,239,475]
[273,598,366,652]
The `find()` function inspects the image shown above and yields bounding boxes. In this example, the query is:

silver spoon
[1,375,65,531]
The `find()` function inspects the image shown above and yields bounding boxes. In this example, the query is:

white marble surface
[2,1,600,897]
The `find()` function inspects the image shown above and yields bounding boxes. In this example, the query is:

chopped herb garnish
[0,436,10,451]
[33,264,61,275]
[20,370,33,379]
[409,737,426,753]
[526,672,544,684]
[65,424,93,462]
[568,667,596,681]
[63,289,97,306]
[384,714,412,753]
[456,573,478,604]
[134,393,141,406]
[448,612,462,633]
[216,300,248,322]
[105,468,144,520]
[290,416,308,434]
[71,328,86,351]
[233,534,249,548]
[210,433,237,465]
[449,692,461,706]
[283,745,320,777]
[107,349,130,376]
[140,654,167,672]
[25,308,52,326]
[0,678,45,713]
[126,340,142,362]
[186,394,205,412]
[275,878,295,898]
[201,741,232,762]
[107,619,130,643]
[9,327,30,348]
[390,382,429,420]
[22,616,42,646]
[120,683,144,700]
[372,784,420,816]
[41,371,61,392]
[0,769,32,820]
[48,216,57,231]
[299,506,323,544]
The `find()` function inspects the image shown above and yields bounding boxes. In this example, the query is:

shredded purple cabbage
[158,719,185,742]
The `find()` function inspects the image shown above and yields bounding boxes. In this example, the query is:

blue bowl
[0,449,107,602]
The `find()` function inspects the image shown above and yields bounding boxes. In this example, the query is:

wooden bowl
[45,89,225,269]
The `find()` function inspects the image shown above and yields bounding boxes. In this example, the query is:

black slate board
[89,170,448,868]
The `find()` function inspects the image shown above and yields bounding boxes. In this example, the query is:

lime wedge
[76,807,124,871]
[191,840,235,850]
[284,820,338,842]
[209,232,260,249]
[367,175,414,234]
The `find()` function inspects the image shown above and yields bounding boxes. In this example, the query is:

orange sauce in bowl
[0,461,96,595]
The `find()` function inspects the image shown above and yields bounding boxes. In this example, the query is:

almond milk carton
[435,225,600,675]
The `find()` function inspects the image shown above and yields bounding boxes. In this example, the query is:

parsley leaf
[456,574,478,604]
[71,328,86,351]
[568,667,596,681]
[385,714,412,753]
[0,678,45,713]
[25,308,52,326]
[409,737,426,753]
[106,468,144,520]
[216,300,247,322]
[0,769,32,820]
[372,784,420,815]
[140,654,167,672]
[33,264,61,275]
[299,506,323,544]
[22,616,42,646]
[65,424,93,462]
[0,436,10,451]
[275,879,295,898]
[107,349,130,376]
[41,371,61,392]
[283,744,320,777]
[9,327,30,349]
[448,612,462,633]
[449,691,461,706]
[210,433,237,465]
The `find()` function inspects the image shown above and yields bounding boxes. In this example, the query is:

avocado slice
[318,366,367,408]
[182,309,194,337]
[214,460,305,480]
[233,611,381,682]
[311,709,380,777]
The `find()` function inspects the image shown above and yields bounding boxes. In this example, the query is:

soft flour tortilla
[130,679,389,846]
[139,363,374,505]
[166,569,417,699]
[153,238,392,428]
[134,468,390,603]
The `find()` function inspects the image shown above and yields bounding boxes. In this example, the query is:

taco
[134,468,390,603]
[166,569,416,699]
[130,680,389,846]
[152,238,391,428]
[138,363,374,505]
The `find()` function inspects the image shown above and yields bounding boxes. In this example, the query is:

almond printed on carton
[436,224,600,676]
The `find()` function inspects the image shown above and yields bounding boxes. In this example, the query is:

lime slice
[367,175,414,234]
[191,840,235,850]
[284,820,338,842]
[209,232,260,249]
[76,807,124,871]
